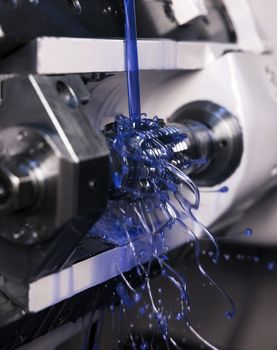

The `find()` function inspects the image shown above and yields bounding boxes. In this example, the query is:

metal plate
[0,38,240,74]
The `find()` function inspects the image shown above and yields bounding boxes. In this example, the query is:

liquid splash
[90,115,236,350]
[89,1,235,348]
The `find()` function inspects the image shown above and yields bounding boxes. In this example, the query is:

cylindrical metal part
[171,101,243,186]
[106,118,214,195]
[106,105,243,194]
[166,120,213,175]
[0,157,41,213]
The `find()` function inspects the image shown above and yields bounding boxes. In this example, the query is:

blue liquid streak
[89,1,236,347]
[90,115,237,349]
[124,0,141,123]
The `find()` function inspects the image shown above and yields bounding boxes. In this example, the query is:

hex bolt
[0,158,40,213]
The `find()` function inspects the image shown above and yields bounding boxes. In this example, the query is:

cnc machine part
[88,52,277,230]
[106,114,242,196]
[171,101,243,187]
[0,0,235,55]
[136,0,236,43]
[0,127,57,244]
[0,74,110,280]
[0,1,274,348]
[0,0,266,76]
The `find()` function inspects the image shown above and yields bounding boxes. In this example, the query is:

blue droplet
[267,262,275,271]
[244,228,253,237]
[225,310,235,320]
[223,254,230,261]
[134,292,141,303]
[140,342,149,350]
[220,186,229,193]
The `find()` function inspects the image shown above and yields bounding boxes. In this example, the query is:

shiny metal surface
[171,101,243,186]
[0,127,55,243]
[87,51,277,231]
[0,0,266,75]
[0,75,110,244]
[107,115,242,195]
[29,226,190,312]
[0,2,275,349]
[0,38,240,75]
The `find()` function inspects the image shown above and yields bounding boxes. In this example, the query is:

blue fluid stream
[91,115,236,350]
[124,0,141,123]
[88,2,238,349]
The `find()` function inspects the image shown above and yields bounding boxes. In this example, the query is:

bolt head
[0,159,37,213]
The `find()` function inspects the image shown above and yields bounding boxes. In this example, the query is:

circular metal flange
[170,101,243,187]
[0,126,58,245]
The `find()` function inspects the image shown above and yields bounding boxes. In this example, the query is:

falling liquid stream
[123,0,141,124]
[89,1,237,349]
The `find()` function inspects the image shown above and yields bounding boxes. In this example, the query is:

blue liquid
[267,262,275,271]
[90,116,234,350]
[201,186,229,193]
[244,228,253,237]
[89,1,235,348]
[124,0,141,123]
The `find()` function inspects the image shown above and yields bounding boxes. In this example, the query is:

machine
[0,0,276,349]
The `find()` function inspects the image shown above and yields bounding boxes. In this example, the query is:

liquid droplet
[244,228,253,237]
